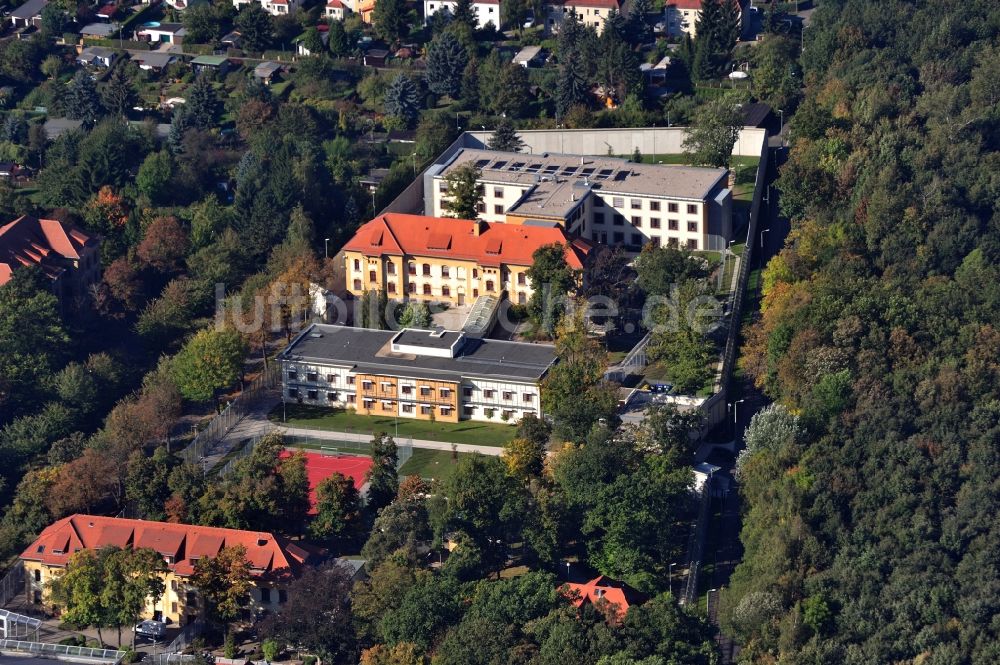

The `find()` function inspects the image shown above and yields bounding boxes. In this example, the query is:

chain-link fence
[0,563,24,608]
[179,364,280,469]
[284,434,413,470]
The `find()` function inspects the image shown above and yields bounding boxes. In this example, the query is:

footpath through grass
[272,404,515,447]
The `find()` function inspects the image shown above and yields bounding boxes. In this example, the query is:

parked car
[134,620,167,640]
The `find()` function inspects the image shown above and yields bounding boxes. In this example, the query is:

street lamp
[324,237,330,259]
[760,227,770,249]
[778,109,784,142]
[669,562,676,597]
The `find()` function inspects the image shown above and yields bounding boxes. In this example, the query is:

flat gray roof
[80,22,119,36]
[281,324,557,383]
[441,148,728,202]
[393,328,461,349]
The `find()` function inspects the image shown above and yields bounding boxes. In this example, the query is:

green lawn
[398,448,469,482]
[272,404,515,447]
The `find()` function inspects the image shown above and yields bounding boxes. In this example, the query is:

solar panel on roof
[493,161,507,169]
[510,162,525,170]
[475,159,490,168]
[561,166,578,175]
[599,168,613,175]
[543,165,558,174]
[581,167,595,175]
[614,171,628,181]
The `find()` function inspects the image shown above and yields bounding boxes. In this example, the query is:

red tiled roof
[0,215,97,287]
[96,3,116,15]
[667,0,701,8]
[343,214,590,270]
[21,515,309,581]
[327,0,344,7]
[564,576,645,621]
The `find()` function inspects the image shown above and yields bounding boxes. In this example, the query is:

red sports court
[280,449,372,514]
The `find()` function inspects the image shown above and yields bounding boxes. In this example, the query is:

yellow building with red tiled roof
[21,515,311,625]
[342,213,591,307]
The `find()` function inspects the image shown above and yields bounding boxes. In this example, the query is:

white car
[134,620,167,640]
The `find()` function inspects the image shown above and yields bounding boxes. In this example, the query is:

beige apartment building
[22,515,310,624]
[342,213,591,307]
[429,149,732,253]
[281,325,556,424]
[542,0,619,34]
[664,0,743,38]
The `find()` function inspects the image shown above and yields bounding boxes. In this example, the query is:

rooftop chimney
[473,219,487,236]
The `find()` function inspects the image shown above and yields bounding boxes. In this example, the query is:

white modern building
[427,148,733,252]
[542,0,619,34]
[280,325,556,424]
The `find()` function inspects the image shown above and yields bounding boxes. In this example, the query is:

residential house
[79,22,120,39]
[341,212,590,306]
[9,0,47,29]
[423,0,501,30]
[664,0,742,38]
[0,215,100,305]
[0,162,28,181]
[220,30,242,48]
[190,54,230,75]
[357,0,375,23]
[42,118,83,140]
[363,48,389,67]
[512,45,545,67]
[430,148,733,252]
[297,30,329,56]
[542,0,618,34]
[564,576,646,622]
[232,0,303,16]
[135,22,187,45]
[95,3,117,20]
[359,167,390,193]
[165,0,208,10]
[280,324,557,424]
[21,515,311,623]
[253,61,282,84]
[131,51,177,72]
[325,0,346,20]
[76,46,116,68]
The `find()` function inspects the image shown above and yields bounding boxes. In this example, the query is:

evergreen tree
[442,163,482,219]
[628,0,653,43]
[328,20,349,56]
[692,0,738,80]
[425,32,468,98]
[597,9,641,100]
[167,107,188,155]
[487,118,525,152]
[383,74,420,127]
[302,26,325,55]
[372,0,408,44]
[64,70,102,128]
[364,432,398,512]
[2,114,28,144]
[285,204,317,252]
[184,74,219,130]
[451,0,477,31]
[102,65,136,118]
[235,2,273,52]
[555,13,589,118]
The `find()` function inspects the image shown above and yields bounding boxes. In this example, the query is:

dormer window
[164,555,175,564]
[36,545,44,553]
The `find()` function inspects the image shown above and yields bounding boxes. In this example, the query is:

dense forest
[727,0,1000,662]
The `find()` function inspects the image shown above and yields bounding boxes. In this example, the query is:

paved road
[276,424,504,456]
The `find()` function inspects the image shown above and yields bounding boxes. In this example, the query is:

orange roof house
[564,575,646,621]
[22,514,310,582]
[343,213,591,270]
[0,215,99,288]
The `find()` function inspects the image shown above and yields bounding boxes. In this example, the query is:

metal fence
[164,619,204,654]
[148,654,201,665]
[284,434,414,470]
[681,478,714,606]
[0,639,125,663]
[179,364,280,468]
[0,563,24,608]
[604,332,652,383]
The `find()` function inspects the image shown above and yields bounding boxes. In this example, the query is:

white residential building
[423,0,502,30]
[428,148,733,253]
[325,0,347,20]
[233,0,302,16]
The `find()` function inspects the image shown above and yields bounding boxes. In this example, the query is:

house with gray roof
[10,0,47,28]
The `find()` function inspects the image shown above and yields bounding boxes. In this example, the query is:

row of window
[352,260,520,284]
[594,198,698,215]
[591,232,699,250]
[288,381,535,403]
[593,214,699,232]
[351,281,506,296]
